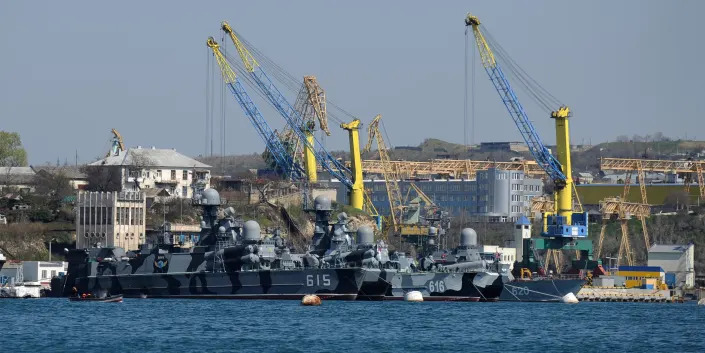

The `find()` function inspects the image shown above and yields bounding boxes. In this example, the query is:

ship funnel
[356,226,374,245]
[460,228,477,247]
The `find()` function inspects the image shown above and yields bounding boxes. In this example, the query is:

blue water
[1,299,703,352]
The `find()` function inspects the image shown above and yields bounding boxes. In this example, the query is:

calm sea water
[1,298,703,353]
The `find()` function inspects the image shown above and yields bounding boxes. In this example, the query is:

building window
[42,270,47,279]
[182,186,188,196]
[171,170,176,180]
[511,195,521,202]
[51,270,56,277]
[182,170,188,180]
[157,170,162,179]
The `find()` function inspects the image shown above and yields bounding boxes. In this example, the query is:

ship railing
[518,273,584,281]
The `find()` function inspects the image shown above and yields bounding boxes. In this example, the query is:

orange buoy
[301,294,321,306]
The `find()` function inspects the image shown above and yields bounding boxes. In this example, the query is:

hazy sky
[1,1,703,165]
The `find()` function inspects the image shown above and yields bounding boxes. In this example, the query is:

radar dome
[243,220,261,242]
[202,189,220,206]
[356,226,374,245]
[460,228,477,247]
[314,195,332,211]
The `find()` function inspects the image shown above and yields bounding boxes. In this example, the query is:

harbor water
[1,299,703,352]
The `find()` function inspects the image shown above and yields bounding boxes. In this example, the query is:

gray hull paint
[386,271,504,302]
[500,278,584,302]
[75,268,371,300]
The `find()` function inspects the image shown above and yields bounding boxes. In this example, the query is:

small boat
[69,294,123,303]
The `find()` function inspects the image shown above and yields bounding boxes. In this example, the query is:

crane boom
[465,14,586,239]
[221,21,352,187]
[465,15,566,185]
[364,115,404,234]
[207,37,302,178]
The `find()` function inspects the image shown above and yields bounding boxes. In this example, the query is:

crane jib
[475,39,566,183]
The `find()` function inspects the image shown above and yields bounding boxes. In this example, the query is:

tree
[664,191,690,211]
[81,166,122,192]
[0,131,28,167]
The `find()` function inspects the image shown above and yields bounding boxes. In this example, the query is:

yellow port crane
[364,114,404,240]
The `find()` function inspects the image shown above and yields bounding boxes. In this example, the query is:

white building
[648,244,695,288]
[479,245,517,271]
[0,261,66,289]
[76,191,146,251]
[21,261,67,286]
[89,147,211,198]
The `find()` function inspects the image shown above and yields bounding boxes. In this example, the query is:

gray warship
[58,190,394,300]
[499,217,586,302]
[386,228,506,301]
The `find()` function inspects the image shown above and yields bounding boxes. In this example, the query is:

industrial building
[648,244,695,288]
[0,261,66,288]
[89,147,212,198]
[75,191,146,251]
[334,168,543,222]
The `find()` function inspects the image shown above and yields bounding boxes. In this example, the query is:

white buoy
[561,292,579,304]
[698,298,705,306]
[404,291,424,302]
[301,294,321,306]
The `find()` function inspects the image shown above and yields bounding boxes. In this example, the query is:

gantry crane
[363,115,449,245]
[356,159,544,179]
[601,157,705,200]
[596,198,651,266]
[107,128,125,157]
[220,21,366,210]
[364,114,403,241]
[207,37,303,180]
[466,13,595,272]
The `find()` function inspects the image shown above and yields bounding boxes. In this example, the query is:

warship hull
[386,271,503,302]
[500,278,584,302]
[72,268,369,300]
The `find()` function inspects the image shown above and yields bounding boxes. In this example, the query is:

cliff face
[0,223,74,261]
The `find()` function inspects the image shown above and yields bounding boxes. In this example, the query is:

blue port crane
[220,21,352,189]
[465,14,588,239]
[206,37,303,179]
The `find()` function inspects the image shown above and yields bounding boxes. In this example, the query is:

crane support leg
[553,113,573,221]
[341,119,364,210]
[640,216,650,251]
[303,130,317,183]
[596,218,608,259]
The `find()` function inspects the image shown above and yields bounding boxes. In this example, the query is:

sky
[1,1,703,165]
